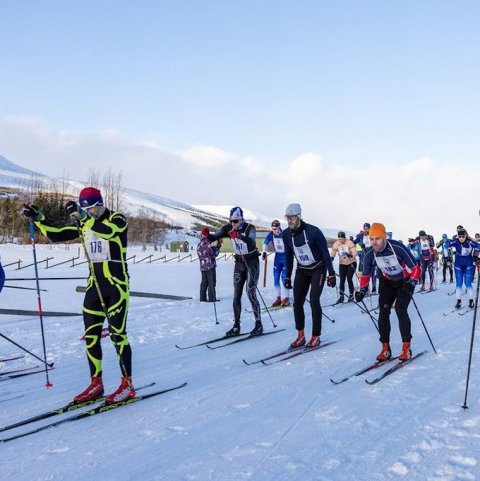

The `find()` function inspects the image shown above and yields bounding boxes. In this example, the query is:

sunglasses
[458,235,467,239]
[272,225,280,229]
[230,219,240,224]
[285,215,297,221]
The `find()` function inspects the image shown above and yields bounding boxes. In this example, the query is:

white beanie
[285,203,302,218]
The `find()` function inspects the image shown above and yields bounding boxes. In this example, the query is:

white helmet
[285,203,301,218]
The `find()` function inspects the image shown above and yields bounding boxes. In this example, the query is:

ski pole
[213,298,219,325]
[28,219,52,388]
[0,332,54,367]
[5,277,87,281]
[232,238,277,328]
[359,299,380,333]
[408,293,437,355]
[4,285,48,292]
[263,253,268,288]
[462,266,480,409]
[74,220,133,388]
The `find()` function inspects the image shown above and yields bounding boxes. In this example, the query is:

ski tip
[242,359,250,365]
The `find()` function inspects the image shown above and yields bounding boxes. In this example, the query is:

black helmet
[338,231,346,239]
[419,230,426,237]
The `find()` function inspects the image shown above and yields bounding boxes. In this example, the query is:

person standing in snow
[355,223,422,362]
[208,207,263,337]
[282,203,336,349]
[330,231,357,304]
[444,228,480,310]
[262,219,292,307]
[23,187,134,404]
[436,234,454,284]
[197,227,220,302]
[354,222,377,293]
[415,230,436,291]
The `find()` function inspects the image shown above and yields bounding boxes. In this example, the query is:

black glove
[66,200,78,216]
[22,203,42,221]
[405,278,417,287]
[284,277,292,289]
[326,274,336,288]
[262,252,267,261]
[355,290,366,303]
[66,200,88,222]
[403,278,417,293]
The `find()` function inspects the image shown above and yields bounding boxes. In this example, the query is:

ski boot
[105,377,136,404]
[305,336,320,348]
[281,297,290,307]
[249,321,263,336]
[226,323,241,337]
[455,299,462,310]
[334,296,344,305]
[399,342,412,361]
[376,342,391,362]
[271,296,282,307]
[290,330,305,349]
[74,376,104,403]
[469,299,475,309]
[419,283,426,292]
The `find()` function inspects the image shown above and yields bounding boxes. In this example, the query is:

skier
[282,203,336,349]
[416,230,435,291]
[262,219,292,307]
[436,234,454,284]
[444,228,480,309]
[354,223,422,361]
[208,207,263,337]
[23,187,134,404]
[473,233,480,284]
[406,238,421,265]
[197,227,221,302]
[354,223,377,293]
[330,231,357,303]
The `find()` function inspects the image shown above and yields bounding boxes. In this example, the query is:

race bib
[375,253,403,276]
[273,237,285,253]
[230,239,249,256]
[85,229,111,262]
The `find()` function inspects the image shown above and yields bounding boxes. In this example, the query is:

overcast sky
[1,1,479,240]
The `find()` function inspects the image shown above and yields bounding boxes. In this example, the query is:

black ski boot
[455,299,462,310]
[226,324,241,337]
[249,321,263,336]
[469,299,475,309]
[334,296,344,305]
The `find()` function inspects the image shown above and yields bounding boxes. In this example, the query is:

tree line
[0,168,171,249]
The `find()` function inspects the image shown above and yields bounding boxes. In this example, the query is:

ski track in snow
[1,245,480,481]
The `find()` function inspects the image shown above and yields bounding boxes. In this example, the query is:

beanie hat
[271,219,281,227]
[201,227,209,237]
[369,223,387,240]
[229,207,243,221]
[337,231,346,239]
[79,187,103,209]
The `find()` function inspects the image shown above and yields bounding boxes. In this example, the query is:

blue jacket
[361,239,421,285]
[282,221,334,277]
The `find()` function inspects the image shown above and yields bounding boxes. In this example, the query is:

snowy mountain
[0,155,347,237]
[0,154,47,188]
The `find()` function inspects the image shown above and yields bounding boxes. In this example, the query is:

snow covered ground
[1,242,480,481]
